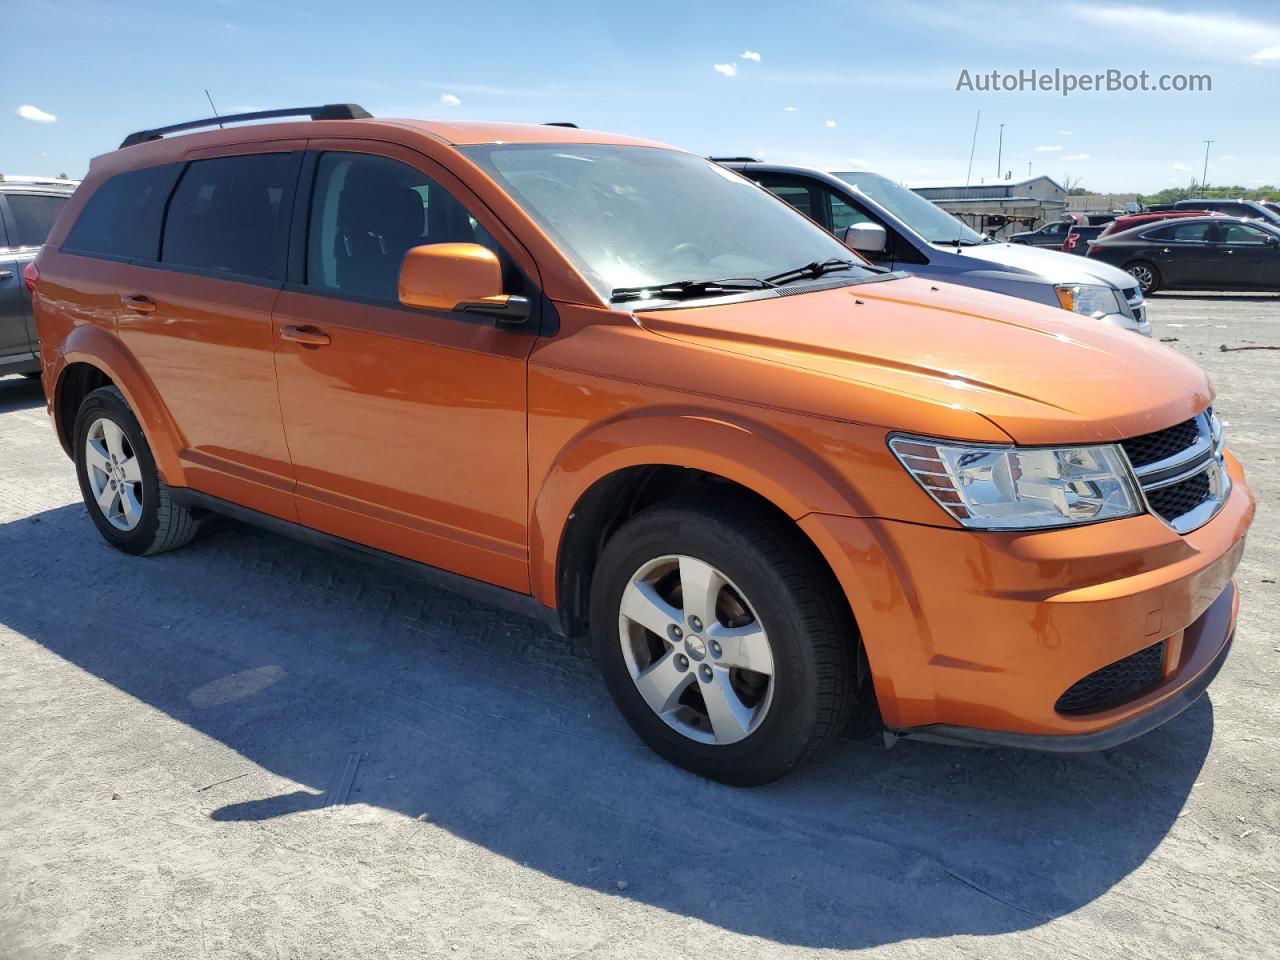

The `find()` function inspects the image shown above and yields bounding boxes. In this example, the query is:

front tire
[590,498,855,785]
[73,386,199,556]
[1125,260,1161,295]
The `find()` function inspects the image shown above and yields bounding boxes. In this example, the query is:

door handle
[280,324,331,347]
[122,294,156,312]
[0,270,13,280]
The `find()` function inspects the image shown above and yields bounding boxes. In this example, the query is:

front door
[271,144,537,592]
[1211,222,1280,289]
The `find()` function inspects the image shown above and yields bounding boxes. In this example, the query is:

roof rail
[708,156,761,163]
[119,103,372,149]
[544,122,578,128]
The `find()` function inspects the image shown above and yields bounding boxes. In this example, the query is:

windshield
[833,171,986,246]
[460,144,872,300]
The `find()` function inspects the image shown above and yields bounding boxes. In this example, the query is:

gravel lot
[1,294,1276,960]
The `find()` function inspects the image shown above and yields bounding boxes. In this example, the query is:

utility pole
[964,110,980,189]
[1200,139,1213,190]
[996,123,1004,180]
[1027,160,1032,179]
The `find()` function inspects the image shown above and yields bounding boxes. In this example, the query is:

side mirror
[842,222,887,256]
[1266,236,1280,248]
[399,242,530,325]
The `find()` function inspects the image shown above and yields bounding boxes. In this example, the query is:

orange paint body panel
[31,115,1255,752]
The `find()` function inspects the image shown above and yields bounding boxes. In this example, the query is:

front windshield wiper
[610,277,774,303]
[764,258,860,287]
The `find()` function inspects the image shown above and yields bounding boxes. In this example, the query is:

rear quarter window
[63,166,177,260]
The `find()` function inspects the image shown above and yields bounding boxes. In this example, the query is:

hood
[932,240,1140,292]
[636,276,1210,446]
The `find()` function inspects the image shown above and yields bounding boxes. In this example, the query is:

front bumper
[800,453,1254,745]
[889,585,1235,751]
[1101,307,1151,337]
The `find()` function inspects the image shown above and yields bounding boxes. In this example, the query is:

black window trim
[284,147,550,334]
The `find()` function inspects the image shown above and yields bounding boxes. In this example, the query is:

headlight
[890,435,1142,530]
[1055,283,1123,318]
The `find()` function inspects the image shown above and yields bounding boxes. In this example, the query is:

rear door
[114,144,303,520]
[0,203,26,362]
[0,189,70,360]
[1142,222,1215,287]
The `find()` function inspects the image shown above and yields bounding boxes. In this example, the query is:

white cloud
[440,93,461,106]
[847,157,869,167]
[825,119,837,128]
[784,105,797,111]
[740,49,761,62]
[1035,144,1063,152]
[1252,45,1280,62]
[914,167,936,176]
[1171,162,1191,172]
[1061,153,1092,161]
[16,104,56,124]
[1057,129,1073,136]
[713,63,738,77]
[1220,154,1236,161]
[1070,4,1280,62]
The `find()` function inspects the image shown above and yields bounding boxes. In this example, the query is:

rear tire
[1125,260,1161,295]
[590,497,856,785]
[73,386,199,556]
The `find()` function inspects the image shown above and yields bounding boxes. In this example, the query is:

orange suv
[30,106,1254,784]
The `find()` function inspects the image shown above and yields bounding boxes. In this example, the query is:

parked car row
[22,105,1253,784]
[1088,216,1280,293]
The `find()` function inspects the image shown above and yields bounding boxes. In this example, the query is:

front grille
[1120,418,1200,468]
[1116,412,1226,534]
[1055,640,1167,715]
[1147,471,1212,524]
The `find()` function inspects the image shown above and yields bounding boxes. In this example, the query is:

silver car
[720,161,1150,336]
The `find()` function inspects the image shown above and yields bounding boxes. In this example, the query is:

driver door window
[306,152,514,303]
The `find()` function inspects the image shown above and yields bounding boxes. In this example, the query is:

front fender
[528,406,869,607]
[55,325,187,486]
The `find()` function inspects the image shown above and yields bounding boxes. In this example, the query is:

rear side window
[6,193,69,248]
[64,166,172,260]
[161,153,297,281]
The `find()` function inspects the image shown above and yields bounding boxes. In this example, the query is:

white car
[720,161,1151,336]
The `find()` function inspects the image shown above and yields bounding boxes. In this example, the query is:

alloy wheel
[1128,264,1155,293]
[84,417,144,531]
[617,554,775,745]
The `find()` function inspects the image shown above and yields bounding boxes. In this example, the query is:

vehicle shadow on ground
[0,503,1213,950]
[0,375,45,414]
[1152,291,1280,302]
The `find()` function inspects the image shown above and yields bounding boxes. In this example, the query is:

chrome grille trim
[1120,411,1229,534]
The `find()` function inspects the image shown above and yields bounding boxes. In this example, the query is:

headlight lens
[1055,283,1123,318]
[890,435,1142,530]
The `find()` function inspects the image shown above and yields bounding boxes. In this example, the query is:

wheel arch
[54,326,187,485]
[530,409,868,635]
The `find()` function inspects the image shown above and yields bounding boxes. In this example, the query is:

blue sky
[4,0,1279,193]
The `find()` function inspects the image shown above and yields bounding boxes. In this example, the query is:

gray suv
[1,176,76,377]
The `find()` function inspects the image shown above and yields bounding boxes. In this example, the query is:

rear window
[5,193,69,248]
[64,166,174,260]
[161,153,297,281]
